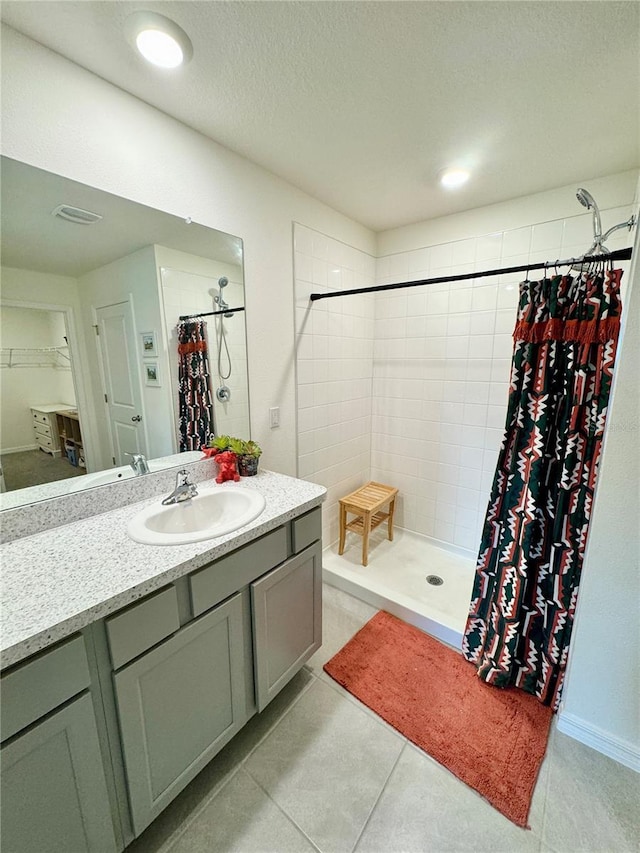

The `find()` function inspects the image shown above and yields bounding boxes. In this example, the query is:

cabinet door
[1,693,117,853]
[252,542,322,712]
[114,593,247,836]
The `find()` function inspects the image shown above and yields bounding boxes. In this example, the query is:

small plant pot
[237,455,259,477]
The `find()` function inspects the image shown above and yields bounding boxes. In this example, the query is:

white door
[95,301,147,465]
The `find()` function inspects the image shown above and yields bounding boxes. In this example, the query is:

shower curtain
[177,320,214,451]
[462,265,623,710]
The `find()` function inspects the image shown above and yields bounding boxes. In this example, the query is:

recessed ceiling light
[125,11,193,69]
[440,169,470,189]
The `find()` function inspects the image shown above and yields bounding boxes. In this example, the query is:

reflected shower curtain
[462,266,623,710]
[177,320,214,451]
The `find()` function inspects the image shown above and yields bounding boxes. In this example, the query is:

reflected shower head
[213,277,233,317]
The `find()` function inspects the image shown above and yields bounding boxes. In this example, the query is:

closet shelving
[55,410,85,468]
[0,346,71,369]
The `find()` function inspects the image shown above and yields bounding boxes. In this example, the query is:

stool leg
[338,504,346,555]
[387,498,396,541]
[362,510,371,566]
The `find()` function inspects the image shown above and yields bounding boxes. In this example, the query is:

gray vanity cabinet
[113,592,249,835]
[0,693,117,853]
[252,541,322,711]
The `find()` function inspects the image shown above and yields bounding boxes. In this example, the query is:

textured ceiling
[1,1,639,231]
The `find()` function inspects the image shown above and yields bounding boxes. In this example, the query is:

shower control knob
[216,386,231,402]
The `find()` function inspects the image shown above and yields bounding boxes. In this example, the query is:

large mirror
[0,156,250,507]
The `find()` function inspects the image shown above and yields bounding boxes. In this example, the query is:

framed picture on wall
[144,361,161,387]
[140,331,157,357]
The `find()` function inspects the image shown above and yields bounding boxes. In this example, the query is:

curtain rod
[179,306,246,321]
[309,247,633,302]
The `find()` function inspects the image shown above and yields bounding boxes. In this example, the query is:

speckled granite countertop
[0,471,326,670]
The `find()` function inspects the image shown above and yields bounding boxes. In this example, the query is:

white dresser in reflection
[30,403,69,457]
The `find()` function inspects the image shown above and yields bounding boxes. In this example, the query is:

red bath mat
[323,611,552,828]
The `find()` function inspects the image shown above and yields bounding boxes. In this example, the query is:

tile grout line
[350,741,408,853]
[241,766,324,853]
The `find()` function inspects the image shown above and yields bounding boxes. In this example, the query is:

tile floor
[129,585,639,853]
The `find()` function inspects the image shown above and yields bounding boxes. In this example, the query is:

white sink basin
[127,485,266,546]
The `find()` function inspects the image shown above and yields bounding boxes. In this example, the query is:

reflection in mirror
[0,157,249,508]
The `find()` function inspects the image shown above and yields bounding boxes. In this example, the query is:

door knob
[131,415,142,422]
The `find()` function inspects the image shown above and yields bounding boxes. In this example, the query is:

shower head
[576,187,602,243]
[576,188,596,210]
[218,276,229,288]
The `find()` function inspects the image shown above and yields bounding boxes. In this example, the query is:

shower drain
[426,574,444,586]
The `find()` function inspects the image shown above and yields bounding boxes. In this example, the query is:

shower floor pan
[323,527,475,649]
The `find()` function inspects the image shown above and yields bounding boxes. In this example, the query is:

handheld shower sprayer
[576,188,602,243]
[213,276,233,317]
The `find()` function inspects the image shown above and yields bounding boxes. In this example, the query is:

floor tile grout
[241,765,324,853]
[350,741,408,853]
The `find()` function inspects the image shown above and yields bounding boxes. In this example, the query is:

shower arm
[583,215,636,257]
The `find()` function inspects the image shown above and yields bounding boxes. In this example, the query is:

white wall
[294,224,376,545]
[78,246,174,468]
[1,25,375,477]
[0,306,75,452]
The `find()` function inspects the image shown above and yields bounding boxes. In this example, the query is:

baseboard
[0,444,38,455]
[556,711,640,772]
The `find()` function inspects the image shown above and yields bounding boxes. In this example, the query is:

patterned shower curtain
[463,265,623,710]
[177,320,214,451]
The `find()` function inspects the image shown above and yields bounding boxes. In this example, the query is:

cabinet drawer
[106,586,180,670]
[31,411,50,425]
[36,435,54,450]
[191,526,288,618]
[34,421,52,439]
[1,635,90,742]
[291,507,321,554]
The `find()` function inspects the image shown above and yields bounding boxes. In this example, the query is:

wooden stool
[338,481,398,567]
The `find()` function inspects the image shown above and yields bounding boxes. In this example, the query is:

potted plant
[206,436,262,477]
[234,439,262,476]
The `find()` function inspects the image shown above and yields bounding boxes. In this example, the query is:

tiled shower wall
[295,190,635,554]
[371,205,635,553]
[293,224,376,546]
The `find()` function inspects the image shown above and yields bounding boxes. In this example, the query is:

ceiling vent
[51,204,103,225]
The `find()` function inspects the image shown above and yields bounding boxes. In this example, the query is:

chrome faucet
[162,470,198,505]
[126,452,150,476]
